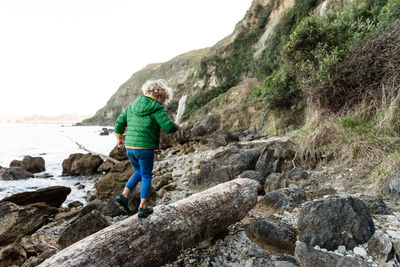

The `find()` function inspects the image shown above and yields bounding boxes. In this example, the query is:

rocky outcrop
[1,186,71,208]
[22,156,45,173]
[58,210,111,249]
[62,153,103,176]
[0,167,33,180]
[359,195,392,215]
[297,196,375,250]
[0,202,47,246]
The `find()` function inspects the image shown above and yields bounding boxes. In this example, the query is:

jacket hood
[132,96,164,116]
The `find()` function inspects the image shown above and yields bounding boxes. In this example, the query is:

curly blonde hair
[141,79,173,105]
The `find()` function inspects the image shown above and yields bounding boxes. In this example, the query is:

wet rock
[247,218,296,254]
[359,195,392,215]
[0,243,27,267]
[1,186,71,208]
[386,173,400,199]
[0,167,33,180]
[264,173,285,193]
[109,160,131,173]
[35,173,53,178]
[79,199,106,218]
[100,128,109,135]
[62,153,103,176]
[367,230,393,263]
[262,188,306,209]
[77,184,85,190]
[22,156,45,173]
[295,241,371,267]
[68,201,83,209]
[57,210,111,248]
[298,196,375,250]
[109,146,128,161]
[97,160,115,173]
[0,202,46,246]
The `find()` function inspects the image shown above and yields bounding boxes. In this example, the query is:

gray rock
[359,195,392,215]
[213,147,261,177]
[367,230,392,263]
[238,171,266,193]
[9,160,23,168]
[295,241,372,267]
[247,218,296,254]
[207,130,239,148]
[264,173,284,193]
[189,161,232,189]
[338,245,346,254]
[0,202,46,246]
[262,188,306,209]
[393,238,400,261]
[57,210,111,248]
[191,115,220,136]
[298,196,375,250]
[22,156,45,173]
[386,173,400,199]
[0,243,27,267]
[0,167,33,180]
[287,168,309,182]
[255,147,275,176]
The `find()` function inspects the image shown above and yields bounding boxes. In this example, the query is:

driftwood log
[39,178,259,267]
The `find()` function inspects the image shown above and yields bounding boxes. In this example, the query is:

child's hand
[117,139,125,149]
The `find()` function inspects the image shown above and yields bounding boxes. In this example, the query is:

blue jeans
[125,148,154,199]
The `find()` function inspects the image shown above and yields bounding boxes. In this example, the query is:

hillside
[83,0,400,190]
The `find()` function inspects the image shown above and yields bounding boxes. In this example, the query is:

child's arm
[152,108,178,134]
[115,108,128,147]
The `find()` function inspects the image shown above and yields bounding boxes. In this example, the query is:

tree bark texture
[39,178,259,267]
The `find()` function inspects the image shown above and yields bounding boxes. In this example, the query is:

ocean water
[0,124,116,205]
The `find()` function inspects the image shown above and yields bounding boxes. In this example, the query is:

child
[114,79,178,218]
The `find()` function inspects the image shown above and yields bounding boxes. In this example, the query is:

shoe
[138,205,153,218]
[115,194,133,213]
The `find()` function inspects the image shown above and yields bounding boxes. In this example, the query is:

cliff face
[81,0,366,128]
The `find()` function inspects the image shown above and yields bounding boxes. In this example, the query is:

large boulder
[0,167,33,180]
[297,196,375,250]
[22,156,45,173]
[109,146,128,161]
[1,186,71,208]
[57,210,111,248]
[295,241,372,267]
[191,114,220,137]
[0,243,27,267]
[62,153,103,176]
[0,202,47,246]
[189,160,232,189]
[247,218,296,255]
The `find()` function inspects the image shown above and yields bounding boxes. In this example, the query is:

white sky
[0,0,253,117]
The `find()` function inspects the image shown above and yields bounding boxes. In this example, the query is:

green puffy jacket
[115,96,178,149]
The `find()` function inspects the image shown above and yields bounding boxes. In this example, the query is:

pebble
[338,245,346,254]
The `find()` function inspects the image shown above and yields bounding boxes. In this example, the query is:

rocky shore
[1,115,400,266]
